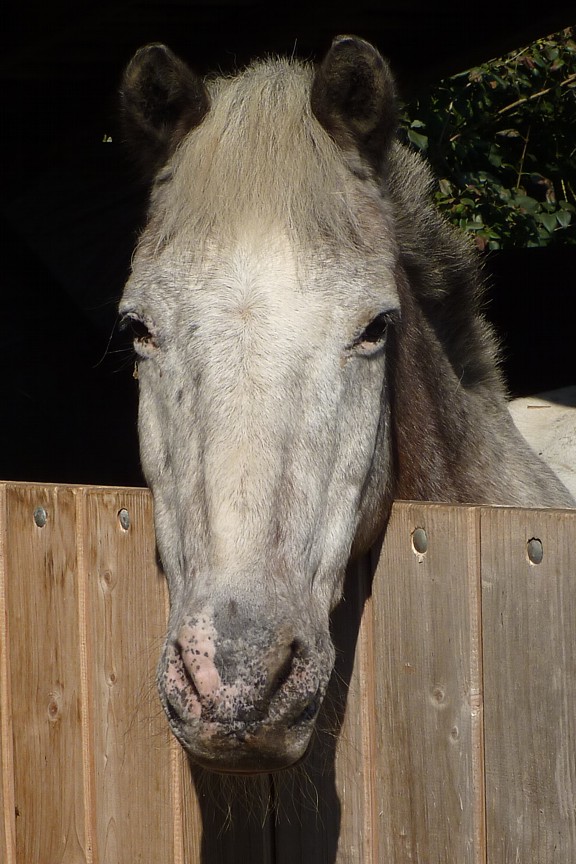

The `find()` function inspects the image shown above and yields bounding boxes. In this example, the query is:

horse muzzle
[157,609,332,773]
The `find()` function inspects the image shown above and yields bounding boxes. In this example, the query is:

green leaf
[556,209,572,228]
[488,148,502,167]
[513,195,539,212]
[535,212,558,232]
[438,178,453,196]
[407,129,429,151]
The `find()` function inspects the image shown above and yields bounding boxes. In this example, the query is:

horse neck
[389,279,507,504]
[388,275,576,509]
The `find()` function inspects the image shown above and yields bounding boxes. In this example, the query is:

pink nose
[176,621,222,702]
[164,615,313,726]
[158,611,332,772]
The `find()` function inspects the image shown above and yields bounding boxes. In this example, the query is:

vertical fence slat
[481,506,576,862]
[82,487,182,863]
[173,743,203,864]
[333,556,379,864]
[186,769,274,863]
[0,484,16,864]
[371,502,485,864]
[5,485,88,863]
[271,557,373,864]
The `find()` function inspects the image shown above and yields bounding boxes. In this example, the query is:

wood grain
[272,556,374,864]
[82,486,178,863]
[1,485,575,863]
[4,484,88,863]
[333,555,379,864]
[481,506,576,862]
[371,502,485,864]
[0,484,16,864]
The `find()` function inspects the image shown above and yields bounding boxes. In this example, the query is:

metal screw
[412,527,428,555]
[527,537,544,565]
[33,507,47,528]
[118,508,131,531]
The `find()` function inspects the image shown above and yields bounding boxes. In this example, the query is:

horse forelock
[145,58,388,252]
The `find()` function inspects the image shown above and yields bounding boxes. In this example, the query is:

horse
[119,36,574,774]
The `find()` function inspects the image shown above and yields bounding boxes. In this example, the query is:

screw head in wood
[527,537,543,565]
[411,527,428,555]
[33,506,47,528]
[118,508,131,531]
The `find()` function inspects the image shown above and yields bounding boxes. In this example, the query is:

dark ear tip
[132,42,167,55]
[329,35,383,59]
[312,35,396,169]
[332,34,356,46]
[120,44,209,181]
[124,43,177,75]
[331,34,371,48]
[133,43,173,61]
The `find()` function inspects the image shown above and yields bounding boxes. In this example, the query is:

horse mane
[151,58,375,250]
[388,142,503,394]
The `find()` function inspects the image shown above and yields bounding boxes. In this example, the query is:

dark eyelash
[354,311,398,349]
[361,312,391,343]
[119,315,156,347]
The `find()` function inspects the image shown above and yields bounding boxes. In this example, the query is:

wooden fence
[0,481,574,863]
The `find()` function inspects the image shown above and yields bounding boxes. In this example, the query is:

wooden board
[3,485,88,863]
[0,484,16,864]
[272,555,374,864]
[82,486,184,863]
[1,485,575,863]
[481,506,576,862]
[371,503,485,864]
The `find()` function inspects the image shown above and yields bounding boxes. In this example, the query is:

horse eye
[359,312,393,346]
[119,315,157,349]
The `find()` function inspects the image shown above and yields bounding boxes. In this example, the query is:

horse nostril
[268,642,297,698]
[175,641,202,698]
[293,688,322,726]
[164,696,182,726]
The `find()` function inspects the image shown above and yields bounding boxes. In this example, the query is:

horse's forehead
[190,238,329,336]
[129,232,397,318]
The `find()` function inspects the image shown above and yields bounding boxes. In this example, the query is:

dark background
[2,3,574,486]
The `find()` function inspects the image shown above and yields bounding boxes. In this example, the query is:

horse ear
[311,36,397,171]
[120,43,210,180]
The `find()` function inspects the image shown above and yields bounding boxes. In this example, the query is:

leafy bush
[400,28,576,249]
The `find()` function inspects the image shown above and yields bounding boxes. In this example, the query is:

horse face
[120,36,399,772]
[121,233,398,771]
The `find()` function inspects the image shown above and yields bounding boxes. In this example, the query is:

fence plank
[82,487,183,864]
[182,767,274,864]
[371,503,485,864]
[333,556,380,864]
[4,485,88,863]
[481,506,576,862]
[270,557,374,864]
[174,743,203,864]
[0,484,16,864]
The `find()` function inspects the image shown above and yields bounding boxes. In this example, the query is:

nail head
[33,507,47,528]
[527,537,543,565]
[412,527,428,555]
